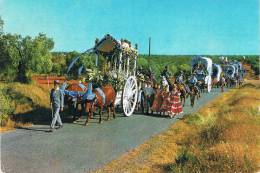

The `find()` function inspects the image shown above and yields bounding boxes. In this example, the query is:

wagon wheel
[122,76,138,116]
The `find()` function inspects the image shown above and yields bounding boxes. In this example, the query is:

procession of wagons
[60,34,245,123]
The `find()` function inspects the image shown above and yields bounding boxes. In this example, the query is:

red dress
[160,91,171,113]
[151,89,163,112]
[169,90,183,116]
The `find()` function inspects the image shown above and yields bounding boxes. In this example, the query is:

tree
[137,57,149,69]
[0,34,21,81]
[0,23,54,82]
[169,64,177,74]
[178,64,191,74]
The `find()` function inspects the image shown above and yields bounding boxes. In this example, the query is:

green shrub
[0,85,14,126]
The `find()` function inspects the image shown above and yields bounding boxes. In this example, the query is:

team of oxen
[59,56,245,125]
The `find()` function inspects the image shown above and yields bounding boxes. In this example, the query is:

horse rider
[176,70,190,93]
[50,80,64,132]
[161,76,170,92]
[188,73,198,89]
[175,71,183,83]
[161,65,171,81]
[161,65,172,91]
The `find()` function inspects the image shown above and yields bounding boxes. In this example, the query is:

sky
[1,0,259,55]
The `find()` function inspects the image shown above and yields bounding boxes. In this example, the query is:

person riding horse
[161,65,172,91]
[161,65,171,80]
[188,73,199,89]
[188,73,199,95]
[176,71,185,84]
[188,73,200,107]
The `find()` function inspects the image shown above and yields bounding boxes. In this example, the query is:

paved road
[1,89,222,173]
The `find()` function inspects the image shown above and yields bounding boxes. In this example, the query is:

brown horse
[176,84,188,107]
[65,82,88,120]
[84,85,116,125]
[189,85,200,107]
[212,78,219,88]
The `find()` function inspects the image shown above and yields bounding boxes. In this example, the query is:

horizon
[1,0,259,55]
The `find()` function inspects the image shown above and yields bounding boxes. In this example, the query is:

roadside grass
[0,82,51,131]
[93,80,260,173]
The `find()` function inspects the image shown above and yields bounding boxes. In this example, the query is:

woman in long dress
[160,89,171,116]
[151,84,163,114]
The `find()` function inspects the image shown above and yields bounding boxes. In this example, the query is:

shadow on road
[16,126,51,133]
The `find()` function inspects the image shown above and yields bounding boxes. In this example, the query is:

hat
[54,80,60,84]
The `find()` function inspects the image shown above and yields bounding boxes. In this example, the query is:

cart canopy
[191,56,213,75]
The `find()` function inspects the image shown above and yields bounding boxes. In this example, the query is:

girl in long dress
[169,85,183,118]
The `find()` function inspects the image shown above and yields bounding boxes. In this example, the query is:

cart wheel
[122,76,138,116]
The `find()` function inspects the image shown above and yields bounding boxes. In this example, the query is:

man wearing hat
[50,80,64,132]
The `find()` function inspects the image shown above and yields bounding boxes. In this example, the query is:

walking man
[50,80,64,132]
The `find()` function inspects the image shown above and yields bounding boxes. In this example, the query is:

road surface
[1,89,223,173]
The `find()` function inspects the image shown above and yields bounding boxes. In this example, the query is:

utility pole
[148,37,151,57]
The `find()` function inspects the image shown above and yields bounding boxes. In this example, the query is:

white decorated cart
[191,56,213,93]
[68,34,139,116]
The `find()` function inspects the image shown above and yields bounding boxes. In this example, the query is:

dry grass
[93,79,260,173]
[0,118,32,132]
[11,82,50,109]
[0,82,50,132]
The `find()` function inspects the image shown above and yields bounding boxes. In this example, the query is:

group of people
[140,66,185,118]
[140,65,209,118]
[149,83,183,118]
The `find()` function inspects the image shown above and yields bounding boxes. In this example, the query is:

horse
[84,84,116,125]
[212,78,220,88]
[176,83,189,107]
[64,82,88,121]
[189,84,200,107]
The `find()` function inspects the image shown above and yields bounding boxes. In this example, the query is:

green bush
[0,85,14,126]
